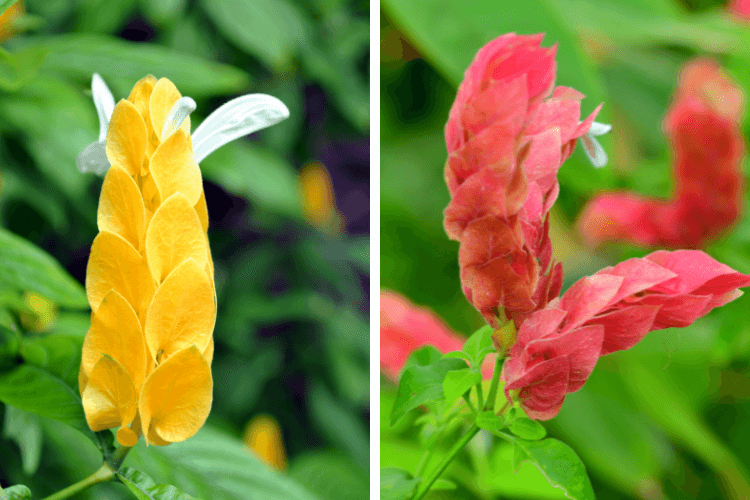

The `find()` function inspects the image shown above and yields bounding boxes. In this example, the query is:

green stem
[484,354,505,412]
[462,394,477,415]
[39,464,115,500]
[475,382,484,411]
[108,445,132,471]
[412,425,481,500]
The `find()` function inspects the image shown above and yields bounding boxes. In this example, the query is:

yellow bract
[97,165,146,251]
[145,258,215,361]
[82,76,215,448]
[145,192,207,284]
[106,100,147,176]
[139,346,212,445]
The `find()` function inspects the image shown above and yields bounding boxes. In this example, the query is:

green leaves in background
[117,468,197,500]
[125,426,320,500]
[17,34,250,97]
[0,227,87,309]
[0,46,47,91]
[380,467,420,500]
[3,405,43,476]
[200,140,301,217]
[390,347,466,425]
[501,433,595,500]
[288,451,369,500]
[382,0,608,117]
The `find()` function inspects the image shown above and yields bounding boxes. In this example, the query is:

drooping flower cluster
[503,250,750,419]
[79,75,289,446]
[443,33,602,327]
[578,58,745,249]
[444,34,750,421]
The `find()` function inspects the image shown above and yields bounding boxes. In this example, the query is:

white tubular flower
[77,73,116,175]
[77,74,290,175]
[580,121,612,168]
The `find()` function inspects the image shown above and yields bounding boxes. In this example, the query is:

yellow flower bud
[81,76,215,447]
[299,161,344,233]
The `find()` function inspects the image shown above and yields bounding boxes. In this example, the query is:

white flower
[77,74,290,175]
[579,121,612,168]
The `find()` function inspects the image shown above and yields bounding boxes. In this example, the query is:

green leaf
[500,433,595,500]
[403,345,443,372]
[0,46,48,91]
[125,426,320,500]
[200,140,301,217]
[443,350,472,362]
[391,355,466,426]
[3,405,42,475]
[431,479,457,491]
[117,468,198,500]
[288,451,369,500]
[380,468,420,500]
[508,418,548,441]
[20,334,83,390]
[0,324,20,367]
[18,34,250,97]
[0,485,32,500]
[201,0,303,71]
[0,0,18,16]
[442,368,482,405]
[0,365,93,440]
[462,325,494,367]
[309,382,369,471]
[381,0,608,118]
[475,410,504,432]
[0,227,88,309]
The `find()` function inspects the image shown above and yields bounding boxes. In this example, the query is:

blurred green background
[381,0,750,499]
[0,0,369,499]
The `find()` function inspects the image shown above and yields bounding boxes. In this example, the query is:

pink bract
[578,58,745,249]
[443,33,600,327]
[503,250,750,420]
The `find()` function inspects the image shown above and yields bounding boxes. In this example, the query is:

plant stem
[40,464,115,500]
[462,393,477,415]
[412,424,481,500]
[475,382,484,411]
[109,444,132,470]
[484,354,505,411]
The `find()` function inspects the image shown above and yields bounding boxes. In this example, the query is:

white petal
[77,141,111,175]
[588,121,612,136]
[581,133,608,168]
[92,73,115,142]
[161,96,197,140]
[192,94,290,163]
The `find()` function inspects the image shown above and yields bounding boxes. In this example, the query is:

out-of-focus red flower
[443,33,601,327]
[503,250,750,420]
[380,290,493,381]
[578,58,745,249]
[729,0,750,20]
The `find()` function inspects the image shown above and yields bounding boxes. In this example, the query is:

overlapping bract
[578,58,745,249]
[81,76,215,447]
[503,251,750,420]
[443,33,601,327]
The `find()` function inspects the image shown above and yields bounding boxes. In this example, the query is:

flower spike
[191,94,290,163]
